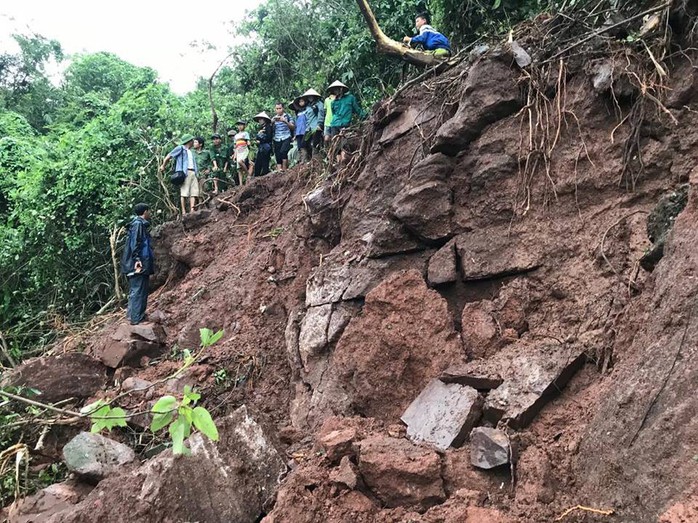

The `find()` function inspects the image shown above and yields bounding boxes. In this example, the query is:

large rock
[56,406,286,523]
[441,361,504,390]
[92,323,167,368]
[5,481,93,523]
[401,379,483,450]
[316,270,466,423]
[432,60,522,155]
[63,432,136,482]
[391,180,453,242]
[456,231,542,281]
[482,343,586,428]
[470,427,511,470]
[2,353,107,403]
[358,436,445,510]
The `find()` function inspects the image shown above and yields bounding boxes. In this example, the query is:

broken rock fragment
[456,231,542,281]
[470,427,511,470]
[427,239,458,285]
[358,435,445,510]
[401,379,483,450]
[92,323,167,369]
[440,362,504,390]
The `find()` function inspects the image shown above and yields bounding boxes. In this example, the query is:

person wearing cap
[193,136,213,194]
[272,102,296,171]
[159,134,199,215]
[296,88,325,160]
[402,12,451,58]
[327,80,367,136]
[210,133,227,193]
[292,97,309,163]
[232,120,254,184]
[253,112,273,177]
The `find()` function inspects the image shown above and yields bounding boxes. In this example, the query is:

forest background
[0,0,577,360]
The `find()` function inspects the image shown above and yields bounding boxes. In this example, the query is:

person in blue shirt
[271,102,295,172]
[120,203,154,325]
[403,12,451,58]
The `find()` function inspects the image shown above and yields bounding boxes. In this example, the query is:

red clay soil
[10,32,698,523]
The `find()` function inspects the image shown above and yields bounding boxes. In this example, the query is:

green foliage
[80,400,128,433]
[150,386,219,455]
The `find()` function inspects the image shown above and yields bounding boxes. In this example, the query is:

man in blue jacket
[120,203,155,325]
[403,12,451,58]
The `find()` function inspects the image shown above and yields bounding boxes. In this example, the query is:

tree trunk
[355,0,446,67]
[208,50,237,133]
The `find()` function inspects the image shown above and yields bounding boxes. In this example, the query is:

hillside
[3,7,698,523]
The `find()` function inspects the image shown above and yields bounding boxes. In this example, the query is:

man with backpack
[159,134,199,214]
[120,203,154,325]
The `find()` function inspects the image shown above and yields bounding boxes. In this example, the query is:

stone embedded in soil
[299,304,333,366]
[481,343,586,428]
[329,456,360,490]
[427,240,458,285]
[5,480,93,523]
[401,379,483,450]
[92,323,167,369]
[121,377,154,399]
[62,432,136,482]
[56,405,286,523]
[378,105,438,146]
[460,302,499,359]
[358,435,445,510]
[316,427,358,464]
[1,353,107,403]
[456,231,542,281]
[440,362,504,390]
[470,427,511,470]
[314,269,466,423]
[391,180,453,242]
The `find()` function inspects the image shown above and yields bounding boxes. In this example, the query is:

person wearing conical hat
[232,119,254,185]
[159,133,199,215]
[326,81,366,137]
[296,88,325,160]
[291,97,308,164]
[253,112,273,177]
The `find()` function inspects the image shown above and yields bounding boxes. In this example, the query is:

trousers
[127,273,149,324]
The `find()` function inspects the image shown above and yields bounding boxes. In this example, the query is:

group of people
[125,12,451,323]
[158,80,367,215]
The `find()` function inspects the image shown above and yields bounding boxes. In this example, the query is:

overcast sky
[0,0,263,94]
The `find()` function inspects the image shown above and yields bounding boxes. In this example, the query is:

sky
[0,0,263,94]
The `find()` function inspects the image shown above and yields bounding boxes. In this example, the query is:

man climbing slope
[120,203,155,325]
[403,12,451,58]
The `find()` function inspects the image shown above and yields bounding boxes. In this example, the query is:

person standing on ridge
[298,88,325,160]
[272,102,295,172]
[323,91,336,146]
[253,112,273,177]
[292,97,308,163]
[159,134,199,215]
[402,12,451,58]
[120,203,154,325]
[327,80,367,137]
[233,120,254,184]
[210,133,227,193]
[192,136,213,194]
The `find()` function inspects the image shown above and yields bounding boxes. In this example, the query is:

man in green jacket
[209,133,227,193]
[193,136,213,195]
[326,80,367,137]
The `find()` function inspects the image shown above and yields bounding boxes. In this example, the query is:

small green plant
[265,226,284,239]
[83,328,224,455]
[150,385,218,455]
[214,368,229,386]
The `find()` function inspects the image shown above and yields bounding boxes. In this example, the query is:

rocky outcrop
[62,432,136,482]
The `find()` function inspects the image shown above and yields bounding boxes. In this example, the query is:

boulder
[316,427,357,464]
[455,231,542,281]
[378,105,438,145]
[2,353,107,403]
[358,436,445,510]
[56,406,287,523]
[92,323,167,369]
[316,270,466,423]
[298,304,333,366]
[391,180,453,242]
[304,184,342,243]
[401,379,483,450]
[427,240,458,285]
[5,481,93,523]
[62,432,136,482]
[329,456,360,490]
[470,427,511,470]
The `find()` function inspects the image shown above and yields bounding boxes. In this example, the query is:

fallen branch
[0,330,17,368]
[556,505,615,520]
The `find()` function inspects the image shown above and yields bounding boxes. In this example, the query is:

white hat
[253,111,272,123]
[327,80,349,92]
[301,88,322,99]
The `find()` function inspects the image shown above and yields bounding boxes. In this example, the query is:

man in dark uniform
[120,203,155,325]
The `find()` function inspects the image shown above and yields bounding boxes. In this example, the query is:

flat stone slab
[440,362,504,390]
[470,427,510,470]
[401,379,483,450]
[455,231,542,281]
